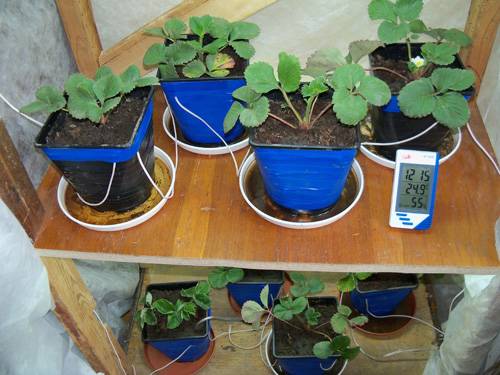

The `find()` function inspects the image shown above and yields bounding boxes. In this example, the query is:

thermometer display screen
[396,163,435,214]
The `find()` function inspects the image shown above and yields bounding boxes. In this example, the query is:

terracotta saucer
[144,332,215,375]
[343,292,416,338]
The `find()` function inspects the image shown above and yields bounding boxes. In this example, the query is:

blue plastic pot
[161,78,245,145]
[227,271,284,308]
[250,140,358,212]
[142,282,211,362]
[350,275,418,316]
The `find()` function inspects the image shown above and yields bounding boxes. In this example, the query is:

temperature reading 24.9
[396,164,435,213]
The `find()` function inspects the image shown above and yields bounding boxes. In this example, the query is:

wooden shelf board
[35,90,500,274]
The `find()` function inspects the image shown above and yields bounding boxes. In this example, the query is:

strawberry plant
[207,267,244,289]
[21,65,158,125]
[143,15,259,79]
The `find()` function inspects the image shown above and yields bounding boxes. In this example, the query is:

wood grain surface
[35,89,500,274]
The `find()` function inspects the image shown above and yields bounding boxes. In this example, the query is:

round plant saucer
[163,107,249,155]
[239,154,364,229]
[343,292,417,337]
[360,129,462,169]
[144,332,215,375]
[58,146,174,232]
[264,330,347,375]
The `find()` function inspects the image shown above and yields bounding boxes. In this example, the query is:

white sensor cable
[76,162,116,206]
[361,121,439,146]
[0,92,43,127]
[466,122,500,175]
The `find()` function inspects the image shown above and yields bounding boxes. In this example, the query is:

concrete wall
[0,0,76,186]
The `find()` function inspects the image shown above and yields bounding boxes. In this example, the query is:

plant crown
[143,15,260,79]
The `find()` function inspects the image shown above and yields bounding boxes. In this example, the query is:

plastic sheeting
[424,274,500,375]
[0,199,97,375]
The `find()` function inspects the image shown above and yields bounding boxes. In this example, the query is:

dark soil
[44,87,150,147]
[274,298,337,357]
[143,288,207,340]
[241,269,283,283]
[357,273,418,292]
[252,92,358,148]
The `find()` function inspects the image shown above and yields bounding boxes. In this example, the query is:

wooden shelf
[35,90,500,274]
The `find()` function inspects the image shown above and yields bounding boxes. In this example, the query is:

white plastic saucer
[57,146,174,232]
[163,107,249,155]
[239,154,365,230]
[360,129,462,169]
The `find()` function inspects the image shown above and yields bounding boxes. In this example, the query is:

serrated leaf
[409,19,427,33]
[232,86,261,103]
[183,59,206,78]
[368,0,397,23]
[398,77,436,117]
[290,285,309,298]
[331,313,348,334]
[93,74,122,103]
[242,300,265,323]
[95,66,113,80]
[64,73,94,97]
[167,314,182,329]
[206,53,235,72]
[424,28,447,41]
[142,308,157,326]
[180,286,195,298]
[347,40,385,64]
[120,65,141,93]
[433,92,469,128]
[421,42,459,66]
[224,101,243,133]
[338,304,352,317]
[307,278,325,294]
[305,307,321,326]
[193,293,211,310]
[102,97,121,113]
[304,48,346,77]
[189,15,213,37]
[395,0,423,21]
[331,334,351,351]
[67,93,100,122]
[144,27,166,38]
[260,285,270,308]
[230,21,260,41]
[135,76,160,87]
[195,281,211,295]
[301,77,328,97]
[245,62,278,93]
[203,38,227,54]
[333,89,368,126]
[350,315,369,326]
[166,42,197,65]
[163,18,187,40]
[185,40,203,51]
[341,346,361,360]
[331,64,365,90]
[443,28,471,47]
[209,17,231,39]
[378,21,410,43]
[152,299,175,314]
[240,96,269,127]
[290,297,307,314]
[273,304,294,321]
[227,268,245,283]
[208,268,229,289]
[143,44,167,66]
[337,274,356,292]
[207,69,230,77]
[20,100,50,114]
[23,85,65,114]
[355,272,372,281]
[159,63,179,79]
[358,75,391,106]
[430,68,475,92]
[289,272,306,284]
[313,341,334,359]
[277,52,301,93]
[230,41,255,59]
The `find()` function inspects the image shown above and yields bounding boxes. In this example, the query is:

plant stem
[310,102,333,128]
[269,113,298,129]
[406,38,412,61]
[365,67,409,82]
[269,312,332,341]
[278,87,304,126]
[305,96,319,129]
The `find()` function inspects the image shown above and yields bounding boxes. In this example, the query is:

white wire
[361,121,439,146]
[76,162,116,206]
[228,313,272,350]
[448,288,465,317]
[467,122,500,175]
[0,92,44,127]
[148,345,193,375]
[137,151,167,199]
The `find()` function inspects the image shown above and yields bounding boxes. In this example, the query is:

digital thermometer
[389,149,439,230]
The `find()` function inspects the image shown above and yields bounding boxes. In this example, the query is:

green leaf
[442,28,471,47]
[277,52,301,93]
[165,42,197,65]
[289,272,306,284]
[240,96,270,127]
[347,40,385,64]
[433,92,469,128]
[398,77,436,117]
[227,268,245,283]
[182,59,207,78]
[207,69,230,78]
[307,278,325,294]
[145,292,153,305]
[152,299,175,314]
[337,305,352,317]
[245,62,278,93]
[142,308,157,326]
[337,274,356,292]
[378,21,410,43]
[273,304,294,321]
[331,64,365,90]
[260,285,270,308]
[95,66,113,80]
[331,335,351,351]
[189,15,213,37]
[354,272,372,281]
[163,18,187,40]
[159,63,179,79]
[195,281,210,295]
[143,43,167,66]
[301,77,328,98]
[21,85,66,114]
[224,101,244,133]
[409,19,427,33]
[358,75,391,106]
[193,293,211,310]
[230,41,255,60]
[341,346,361,360]
[290,285,310,298]
[313,341,334,359]
[430,68,475,92]
[303,48,346,77]
[20,100,50,114]
[230,21,260,41]
[183,302,197,317]
[331,313,348,334]
[206,53,235,72]
[332,89,367,125]
[167,314,182,329]
[305,307,321,326]
[394,0,423,21]
[203,39,227,54]
[208,268,230,288]
[242,300,265,323]
[350,315,369,326]
[368,0,397,23]
[180,286,195,298]
[421,42,459,66]
[93,74,122,103]
[120,65,141,93]
[102,97,121,113]
[209,17,231,39]
[64,73,94,98]
[135,76,160,87]
[232,86,261,103]
[67,93,100,122]
[144,27,166,38]
[290,297,307,314]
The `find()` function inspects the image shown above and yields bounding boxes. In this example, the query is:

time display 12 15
[395,163,435,214]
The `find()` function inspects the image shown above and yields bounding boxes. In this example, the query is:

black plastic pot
[35,87,155,212]
[369,43,474,160]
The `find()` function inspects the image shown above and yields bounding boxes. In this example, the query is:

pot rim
[355,274,419,293]
[230,270,285,285]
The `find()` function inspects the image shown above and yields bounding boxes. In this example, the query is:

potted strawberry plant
[208,267,284,309]
[242,274,367,375]
[22,65,159,212]
[225,49,391,212]
[143,16,260,145]
[137,281,212,364]
[366,0,475,160]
